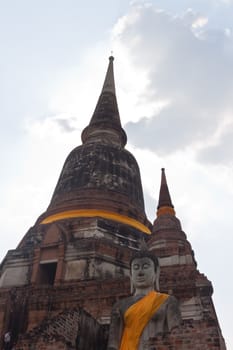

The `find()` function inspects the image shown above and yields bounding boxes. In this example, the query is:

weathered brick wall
[16,338,69,350]
[148,319,226,350]
[0,264,226,350]
[15,308,106,350]
[0,213,226,350]
[24,277,129,324]
[16,309,80,350]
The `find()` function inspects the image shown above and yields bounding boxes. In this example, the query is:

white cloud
[220,0,233,4]
[192,16,208,28]
[111,4,233,165]
[224,27,231,37]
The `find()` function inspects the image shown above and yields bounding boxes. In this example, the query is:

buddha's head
[130,250,160,293]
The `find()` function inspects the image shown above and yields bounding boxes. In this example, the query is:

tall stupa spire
[37,56,151,235]
[157,168,175,216]
[101,55,116,94]
[81,56,127,147]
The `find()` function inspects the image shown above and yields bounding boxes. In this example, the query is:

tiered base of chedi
[0,57,226,350]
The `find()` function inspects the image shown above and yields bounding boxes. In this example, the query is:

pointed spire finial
[157,168,176,217]
[81,56,127,147]
[101,55,116,94]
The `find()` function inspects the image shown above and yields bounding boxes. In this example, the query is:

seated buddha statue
[107,249,181,350]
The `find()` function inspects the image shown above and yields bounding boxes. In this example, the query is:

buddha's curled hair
[130,239,159,272]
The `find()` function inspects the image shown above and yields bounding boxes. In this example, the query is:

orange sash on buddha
[119,291,169,350]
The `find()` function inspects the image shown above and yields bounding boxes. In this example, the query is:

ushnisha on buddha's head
[130,250,160,296]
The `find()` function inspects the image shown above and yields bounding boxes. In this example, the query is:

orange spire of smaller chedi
[157,168,176,217]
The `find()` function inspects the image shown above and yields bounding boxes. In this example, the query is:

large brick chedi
[0,57,226,350]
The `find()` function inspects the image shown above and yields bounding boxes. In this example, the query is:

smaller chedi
[107,247,181,350]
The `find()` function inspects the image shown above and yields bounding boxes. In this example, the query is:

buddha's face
[131,257,156,290]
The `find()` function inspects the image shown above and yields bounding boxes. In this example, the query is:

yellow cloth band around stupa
[40,209,151,234]
[157,206,175,217]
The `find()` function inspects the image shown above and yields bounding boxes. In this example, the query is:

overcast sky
[0,0,232,347]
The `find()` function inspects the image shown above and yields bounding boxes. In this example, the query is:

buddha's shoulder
[112,295,142,313]
[165,294,179,305]
[160,293,176,301]
[159,294,178,307]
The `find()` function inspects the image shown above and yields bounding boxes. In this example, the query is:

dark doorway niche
[38,262,57,285]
